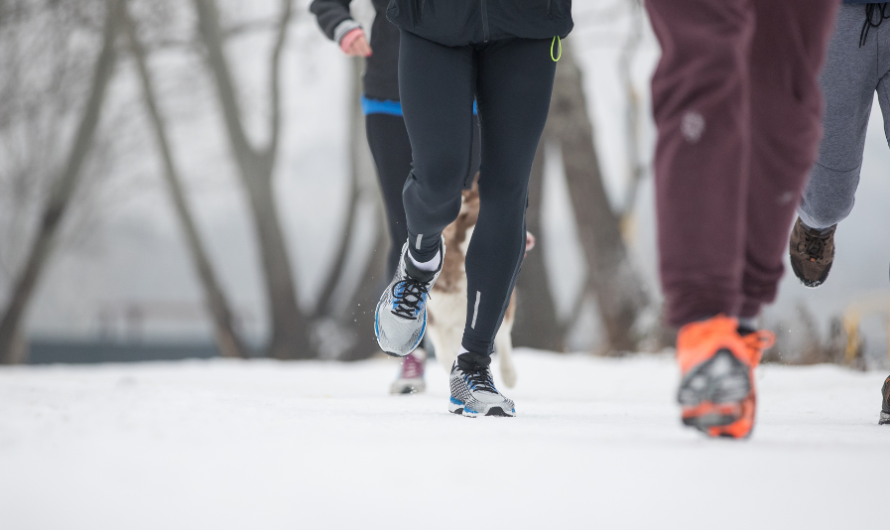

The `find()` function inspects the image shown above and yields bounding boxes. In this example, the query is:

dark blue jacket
[387,0,573,47]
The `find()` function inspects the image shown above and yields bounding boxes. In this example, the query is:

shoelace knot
[391,278,430,319]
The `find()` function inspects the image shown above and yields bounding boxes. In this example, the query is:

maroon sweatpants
[646,0,839,327]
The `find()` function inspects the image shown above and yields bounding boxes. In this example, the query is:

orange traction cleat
[676,315,774,439]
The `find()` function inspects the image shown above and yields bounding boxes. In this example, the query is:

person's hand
[341,29,372,57]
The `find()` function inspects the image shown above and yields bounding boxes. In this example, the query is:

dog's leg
[436,325,461,374]
[495,326,516,388]
[425,324,445,374]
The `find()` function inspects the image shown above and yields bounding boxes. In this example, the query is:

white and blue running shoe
[448,357,515,418]
[375,239,444,357]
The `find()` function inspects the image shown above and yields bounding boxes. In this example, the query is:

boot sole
[448,399,515,418]
[789,256,831,289]
[682,397,755,439]
[678,350,751,406]
[678,349,754,438]
[374,299,426,358]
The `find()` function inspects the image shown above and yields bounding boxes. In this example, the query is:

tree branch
[123,0,247,359]
[266,0,292,160]
[193,0,256,171]
[315,57,362,316]
[0,0,121,363]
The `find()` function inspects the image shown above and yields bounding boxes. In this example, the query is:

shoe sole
[374,299,426,358]
[678,349,751,406]
[678,349,754,438]
[682,396,755,439]
[880,411,890,425]
[448,400,515,418]
[789,256,830,289]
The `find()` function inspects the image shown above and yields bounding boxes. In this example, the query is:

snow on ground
[0,350,886,530]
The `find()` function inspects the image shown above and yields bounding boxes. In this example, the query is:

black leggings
[366,113,413,278]
[399,29,557,355]
[365,112,480,279]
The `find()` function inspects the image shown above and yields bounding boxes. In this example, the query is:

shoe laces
[390,278,430,319]
[461,366,498,394]
[802,230,831,261]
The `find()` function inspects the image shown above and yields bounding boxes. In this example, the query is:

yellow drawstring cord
[551,36,562,62]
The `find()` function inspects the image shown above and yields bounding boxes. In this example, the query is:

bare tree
[0,2,107,281]
[123,0,247,359]
[193,0,312,360]
[313,57,365,319]
[320,56,387,362]
[339,228,387,362]
[0,0,122,363]
[616,0,647,222]
[545,41,649,353]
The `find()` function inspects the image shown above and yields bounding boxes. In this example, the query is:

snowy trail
[0,351,886,530]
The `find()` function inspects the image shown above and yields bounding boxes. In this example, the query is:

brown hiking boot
[880,376,890,425]
[789,218,836,288]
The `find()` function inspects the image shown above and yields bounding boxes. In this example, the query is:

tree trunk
[124,2,247,359]
[512,141,565,351]
[617,0,646,222]
[246,174,312,359]
[335,58,388,362]
[314,57,363,317]
[194,0,313,359]
[547,42,649,354]
[0,0,121,364]
[339,226,387,362]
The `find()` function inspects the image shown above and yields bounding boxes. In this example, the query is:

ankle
[800,218,836,236]
[457,349,490,371]
[408,248,441,272]
[737,316,758,336]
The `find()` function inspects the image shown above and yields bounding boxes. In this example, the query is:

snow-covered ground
[0,350,886,530]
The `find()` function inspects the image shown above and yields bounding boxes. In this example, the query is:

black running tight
[399,29,557,356]
[365,111,480,279]
[366,113,413,278]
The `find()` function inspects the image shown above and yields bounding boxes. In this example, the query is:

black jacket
[310,0,401,101]
[386,0,573,47]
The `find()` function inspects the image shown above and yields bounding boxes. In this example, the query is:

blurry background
[1,0,888,369]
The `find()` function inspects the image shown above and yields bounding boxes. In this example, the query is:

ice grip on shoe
[676,315,775,439]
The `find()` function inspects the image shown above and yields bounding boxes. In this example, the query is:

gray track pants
[799,3,890,230]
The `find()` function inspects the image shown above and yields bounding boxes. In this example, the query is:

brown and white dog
[426,181,534,388]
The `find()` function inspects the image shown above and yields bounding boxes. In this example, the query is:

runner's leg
[461,37,556,355]
[366,113,413,278]
[647,0,754,326]
[398,29,476,263]
[740,0,839,317]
